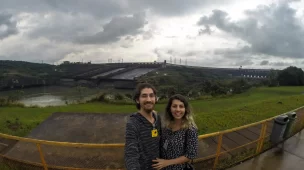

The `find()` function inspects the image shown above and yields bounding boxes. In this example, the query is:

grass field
[0,164,11,170]
[1,86,304,136]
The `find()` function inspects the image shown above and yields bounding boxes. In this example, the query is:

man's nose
[146,96,152,101]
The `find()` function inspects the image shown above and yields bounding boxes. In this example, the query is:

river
[0,86,102,107]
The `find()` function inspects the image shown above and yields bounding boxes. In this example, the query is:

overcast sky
[0,0,303,69]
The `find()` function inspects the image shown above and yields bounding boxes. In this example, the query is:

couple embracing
[124,83,198,170]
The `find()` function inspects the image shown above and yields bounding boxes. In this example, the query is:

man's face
[137,88,156,113]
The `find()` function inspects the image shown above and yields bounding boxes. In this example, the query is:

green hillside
[1,86,303,137]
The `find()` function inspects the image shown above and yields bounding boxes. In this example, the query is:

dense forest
[0,60,62,90]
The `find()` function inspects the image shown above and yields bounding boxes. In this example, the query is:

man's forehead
[140,88,154,94]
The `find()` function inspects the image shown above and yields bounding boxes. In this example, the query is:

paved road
[228,132,304,170]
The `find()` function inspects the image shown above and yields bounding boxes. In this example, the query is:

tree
[202,80,212,94]
[7,90,24,103]
[277,66,304,86]
[268,69,279,87]
[229,78,251,94]
[158,86,177,98]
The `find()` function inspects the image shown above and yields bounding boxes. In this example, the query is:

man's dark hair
[133,83,157,109]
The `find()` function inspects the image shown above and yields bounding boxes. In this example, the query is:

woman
[152,94,198,170]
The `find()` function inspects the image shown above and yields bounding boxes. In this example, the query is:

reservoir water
[0,86,102,107]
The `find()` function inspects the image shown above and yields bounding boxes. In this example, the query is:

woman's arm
[184,127,199,160]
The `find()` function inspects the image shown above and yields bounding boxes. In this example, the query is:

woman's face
[170,99,186,120]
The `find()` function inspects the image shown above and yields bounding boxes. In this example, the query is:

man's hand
[152,158,171,170]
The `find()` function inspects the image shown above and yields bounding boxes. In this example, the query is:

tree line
[268,66,304,86]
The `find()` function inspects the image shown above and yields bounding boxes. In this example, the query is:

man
[124,83,162,170]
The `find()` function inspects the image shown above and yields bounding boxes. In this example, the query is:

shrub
[114,93,125,100]
[0,97,6,106]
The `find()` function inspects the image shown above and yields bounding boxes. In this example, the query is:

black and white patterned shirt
[160,126,198,170]
[124,112,162,170]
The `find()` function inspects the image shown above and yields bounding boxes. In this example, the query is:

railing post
[213,133,223,170]
[36,143,48,170]
[256,122,265,154]
[256,121,267,154]
[300,116,303,135]
[300,115,304,136]
[258,122,268,153]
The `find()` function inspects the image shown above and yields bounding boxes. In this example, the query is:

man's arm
[152,156,189,169]
[124,120,141,170]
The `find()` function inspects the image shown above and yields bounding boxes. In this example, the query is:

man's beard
[142,102,154,114]
[143,107,154,114]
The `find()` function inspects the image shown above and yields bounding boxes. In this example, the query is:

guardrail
[1,106,304,170]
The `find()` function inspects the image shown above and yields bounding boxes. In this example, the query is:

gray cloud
[0,0,302,68]
[124,36,135,41]
[302,61,304,64]
[0,0,51,13]
[44,0,126,19]
[185,51,198,56]
[153,48,176,62]
[0,35,81,64]
[198,25,213,35]
[232,59,254,66]
[75,13,147,44]
[142,29,154,40]
[0,0,128,19]
[0,12,18,39]
[0,0,236,18]
[166,36,177,39]
[0,0,236,46]
[260,60,269,65]
[213,46,252,58]
[131,0,205,16]
[198,2,304,59]
[127,0,234,16]
[120,44,133,48]
[184,50,210,57]
[154,48,161,59]
[27,12,100,42]
[271,62,291,66]
[167,50,173,55]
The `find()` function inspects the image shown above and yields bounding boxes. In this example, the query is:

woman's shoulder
[185,125,198,135]
[186,124,198,131]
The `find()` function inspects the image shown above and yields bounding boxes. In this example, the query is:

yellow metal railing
[0,105,304,170]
